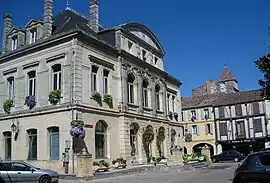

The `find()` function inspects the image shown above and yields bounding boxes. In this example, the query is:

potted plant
[24,96,36,109]
[3,99,13,114]
[93,160,110,172]
[112,157,127,169]
[48,90,61,105]
[142,126,154,163]
[92,91,102,106]
[103,94,113,108]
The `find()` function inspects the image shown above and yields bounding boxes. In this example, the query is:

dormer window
[154,57,158,66]
[128,41,133,52]
[142,50,147,61]
[11,36,18,50]
[30,29,37,44]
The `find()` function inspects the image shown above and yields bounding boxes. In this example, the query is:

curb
[59,162,207,180]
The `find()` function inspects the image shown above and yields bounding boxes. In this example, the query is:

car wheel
[212,158,217,163]
[234,157,239,162]
[39,175,51,183]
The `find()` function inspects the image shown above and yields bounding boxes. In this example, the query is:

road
[60,163,237,183]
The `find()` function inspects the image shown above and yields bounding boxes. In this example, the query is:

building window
[181,112,184,121]
[30,29,37,44]
[154,57,158,66]
[253,118,263,133]
[28,71,36,96]
[252,102,260,115]
[91,65,98,92]
[95,120,108,159]
[52,64,61,91]
[27,129,37,160]
[204,109,209,119]
[3,131,12,160]
[235,104,242,116]
[142,50,147,61]
[236,120,245,138]
[172,96,175,112]
[128,41,133,52]
[7,77,14,100]
[103,69,109,94]
[205,124,212,135]
[219,107,225,118]
[167,94,170,112]
[48,127,59,160]
[219,122,227,136]
[11,36,18,50]
[191,125,199,135]
[142,79,148,107]
[155,85,161,111]
[191,110,196,120]
[127,73,135,104]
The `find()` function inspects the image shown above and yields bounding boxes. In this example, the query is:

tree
[255,54,270,99]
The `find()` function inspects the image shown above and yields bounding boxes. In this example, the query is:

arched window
[127,73,135,104]
[52,64,61,91]
[95,121,108,158]
[48,126,59,160]
[3,131,12,160]
[27,129,37,160]
[155,85,161,110]
[7,76,14,100]
[142,80,148,107]
[130,123,139,157]
[28,71,36,96]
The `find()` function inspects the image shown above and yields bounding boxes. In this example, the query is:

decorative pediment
[8,27,26,36]
[25,19,43,28]
[122,23,165,55]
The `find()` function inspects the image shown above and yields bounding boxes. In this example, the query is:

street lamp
[10,119,20,141]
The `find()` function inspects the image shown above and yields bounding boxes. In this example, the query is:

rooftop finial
[66,0,70,10]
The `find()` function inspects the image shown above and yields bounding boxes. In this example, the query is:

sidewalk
[59,162,207,181]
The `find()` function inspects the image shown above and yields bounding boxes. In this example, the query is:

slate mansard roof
[182,89,264,109]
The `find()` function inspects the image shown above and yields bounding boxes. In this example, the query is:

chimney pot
[43,0,53,38]
[2,13,12,54]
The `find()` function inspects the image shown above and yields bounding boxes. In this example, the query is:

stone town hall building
[0,0,183,172]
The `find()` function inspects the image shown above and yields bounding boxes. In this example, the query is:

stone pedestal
[201,145,211,162]
[76,149,93,180]
[170,146,184,165]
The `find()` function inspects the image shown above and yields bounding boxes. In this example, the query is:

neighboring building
[192,66,239,97]
[213,90,268,155]
[182,94,217,155]
[0,0,183,172]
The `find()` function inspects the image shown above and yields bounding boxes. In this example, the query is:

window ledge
[143,107,152,111]
[128,103,138,108]
[156,110,164,114]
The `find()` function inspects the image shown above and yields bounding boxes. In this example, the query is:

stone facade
[0,1,183,173]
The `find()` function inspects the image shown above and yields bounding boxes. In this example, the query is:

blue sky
[1,0,270,97]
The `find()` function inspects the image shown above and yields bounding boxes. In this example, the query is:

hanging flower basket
[92,91,102,106]
[24,96,36,109]
[70,126,86,139]
[3,100,13,114]
[185,133,192,142]
[48,90,61,105]
[103,94,113,108]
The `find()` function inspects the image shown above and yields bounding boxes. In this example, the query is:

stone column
[201,145,211,162]
[76,149,93,180]
[137,72,143,113]
[171,146,184,165]
[121,64,128,111]
[150,77,156,116]
[162,85,167,118]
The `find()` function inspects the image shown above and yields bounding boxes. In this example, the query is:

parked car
[232,151,270,183]
[211,150,245,163]
[261,148,270,151]
[0,160,59,183]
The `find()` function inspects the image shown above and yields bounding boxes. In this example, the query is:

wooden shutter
[201,109,205,120]
[253,118,262,133]
[253,102,260,114]
[210,123,213,134]
[209,108,213,119]
[197,125,200,135]
[235,104,242,116]
[205,124,208,135]
[188,111,191,121]
[219,107,225,118]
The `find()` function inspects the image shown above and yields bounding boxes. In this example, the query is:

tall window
[142,80,148,107]
[167,94,170,112]
[11,36,18,50]
[3,131,12,160]
[155,85,161,110]
[30,29,37,44]
[95,121,108,159]
[191,125,198,135]
[27,129,37,160]
[52,64,61,91]
[127,73,135,104]
[48,127,59,160]
[204,109,209,119]
[91,65,98,92]
[172,96,175,112]
[103,70,109,94]
[7,77,14,100]
[191,110,196,120]
[28,71,36,96]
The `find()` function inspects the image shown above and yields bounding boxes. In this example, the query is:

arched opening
[130,123,139,159]
[27,129,37,160]
[142,79,149,107]
[183,146,188,155]
[127,73,135,104]
[95,120,108,159]
[157,126,165,157]
[47,126,59,160]
[142,125,154,163]
[3,131,12,160]
[155,85,161,110]
[192,143,214,156]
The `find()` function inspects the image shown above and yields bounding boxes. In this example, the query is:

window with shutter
[236,121,245,138]
[219,122,227,136]
[219,107,225,118]
[253,102,260,114]
[235,104,242,116]
[253,118,263,133]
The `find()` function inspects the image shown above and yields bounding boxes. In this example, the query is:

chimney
[43,0,53,38]
[2,13,12,54]
[89,0,99,32]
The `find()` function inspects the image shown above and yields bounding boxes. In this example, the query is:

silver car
[0,160,59,183]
